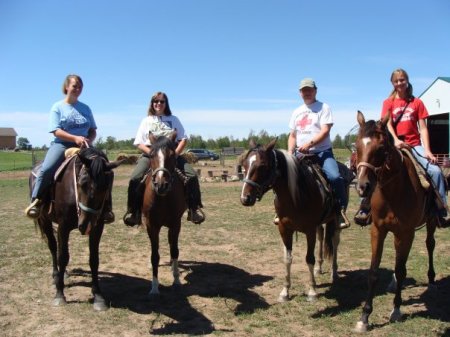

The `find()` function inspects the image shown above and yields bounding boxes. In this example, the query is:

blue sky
[1,0,450,147]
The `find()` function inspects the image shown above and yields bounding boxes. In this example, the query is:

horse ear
[149,132,157,144]
[249,139,257,148]
[357,110,365,126]
[170,130,177,142]
[106,159,124,170]
[266,138,278,151]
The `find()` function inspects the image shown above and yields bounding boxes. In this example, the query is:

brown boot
[102,211,115,224]
[123,211,141,227]
[354,209,371,226]
[25,199,42,219]
[438,212,450,228]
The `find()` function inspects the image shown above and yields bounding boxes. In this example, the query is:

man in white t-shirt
[287,78,350,229]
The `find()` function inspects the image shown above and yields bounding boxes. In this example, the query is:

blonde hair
[389,68,413,100]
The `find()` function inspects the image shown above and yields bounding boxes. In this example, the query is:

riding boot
[123,179,143,227]
[354,197,372,226]
[437,209,450,228]
[25,198,42,219]
[101,192,115,224]
[338,207,351,229]
[186,177,205,224]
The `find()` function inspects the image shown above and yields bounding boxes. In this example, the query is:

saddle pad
[54,155,77,181]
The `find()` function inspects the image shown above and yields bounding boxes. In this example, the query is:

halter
[151,167,174,192]
[243,149,278,201]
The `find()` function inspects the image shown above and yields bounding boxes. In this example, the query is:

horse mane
[277,150,314,208]
[151,135,176,153]
[78,147,109,189]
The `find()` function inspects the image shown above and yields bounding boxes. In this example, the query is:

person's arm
[288,131,297,154]
[418,119,437,163]
[297,124,331,153]
[53,129,89,147]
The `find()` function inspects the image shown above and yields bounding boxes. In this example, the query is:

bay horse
[141,132,187,296]
[240,139,351,302]
[353,111,438,332]
[29,147,122,310]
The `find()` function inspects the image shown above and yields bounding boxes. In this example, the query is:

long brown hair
[147,92,172,116]
[62,74,83,94]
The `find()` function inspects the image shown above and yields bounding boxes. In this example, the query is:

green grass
[1,166,449,337]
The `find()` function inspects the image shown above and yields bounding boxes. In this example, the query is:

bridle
[151,167,174,192]
[243,148,278,201]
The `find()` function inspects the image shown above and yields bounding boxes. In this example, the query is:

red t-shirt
[381,97,429,147]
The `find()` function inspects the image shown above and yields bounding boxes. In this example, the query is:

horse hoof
[93,296,108,311]
[307,294,317,302]
[147,291,160,300]
[389,308,402,322]
[52,297,67,306]
[353,321,368,333]
[278,294,289,302]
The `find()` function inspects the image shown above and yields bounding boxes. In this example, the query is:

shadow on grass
[68,260,273,335]
[312,268,450,324]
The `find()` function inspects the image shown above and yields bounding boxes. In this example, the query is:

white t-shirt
[133,115,186,146]
[288,100,333,153]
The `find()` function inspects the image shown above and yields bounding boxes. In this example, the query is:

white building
[419,77,450,165]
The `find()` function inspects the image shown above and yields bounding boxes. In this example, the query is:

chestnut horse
[141,132,187,296]
[354,111,439,332]
[240,139,351,302]
[29,147,122,310]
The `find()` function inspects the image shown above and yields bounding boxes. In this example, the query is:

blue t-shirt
[48,100,97,143]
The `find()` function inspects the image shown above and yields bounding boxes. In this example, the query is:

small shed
[0,127,18,150]
[419,77,450,165]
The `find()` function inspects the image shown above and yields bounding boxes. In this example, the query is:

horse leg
[89,222,108,311]
[389,232,414,323]
[305,229,318,302]
[314,225,324,277]
[147,222,161,297]
[426,220,437,289]
[278,228,293,302]
[53,228,70,306]
[167,221,181,288]
[40,218,58,284]
[354,226,387,333]
[331,223,341,283]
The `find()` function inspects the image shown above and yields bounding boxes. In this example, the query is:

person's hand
[425,150,437,164]
[74,136,89,147]
[394,138,406,149]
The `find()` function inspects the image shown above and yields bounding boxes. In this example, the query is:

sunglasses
[153,100,166,104]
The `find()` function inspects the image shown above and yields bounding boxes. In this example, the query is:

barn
[420,77,450,166]
[0,127,18,150]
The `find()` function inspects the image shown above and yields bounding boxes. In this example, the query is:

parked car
[185,149,219,161]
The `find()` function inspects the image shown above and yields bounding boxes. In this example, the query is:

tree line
[18,130,357,152]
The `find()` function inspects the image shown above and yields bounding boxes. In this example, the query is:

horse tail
[323,220,336,261]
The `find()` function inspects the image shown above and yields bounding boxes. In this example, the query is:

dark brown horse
[29,147,122,310]
[353,111,438,332]
[240,139,350,302]
[141,132,187,296]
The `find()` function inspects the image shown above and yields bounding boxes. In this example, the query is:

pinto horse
[29,147,122,310]
[141,132,187,296]
[240,139,350,302]
[353,111,438,332]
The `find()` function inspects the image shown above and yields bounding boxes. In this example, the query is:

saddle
[400,148,430,190]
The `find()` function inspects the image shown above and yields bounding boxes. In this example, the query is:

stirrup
[102,211,115,224]
[188,208,205,224]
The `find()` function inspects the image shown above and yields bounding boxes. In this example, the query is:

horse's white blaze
[240,154,257,198]
[362,137,371,147]
[157,149,165,179]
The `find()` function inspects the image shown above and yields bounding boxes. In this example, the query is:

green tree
[332,134,344,148]
[17,137,31,149]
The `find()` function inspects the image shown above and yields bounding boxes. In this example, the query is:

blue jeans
[314,148,348,209]
[31,142,75,199]
[412,146,447,205]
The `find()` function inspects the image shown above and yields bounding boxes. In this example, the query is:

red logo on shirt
[297,115,312,130]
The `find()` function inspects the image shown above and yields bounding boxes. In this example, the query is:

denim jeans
[31,141,75,199]
[412,145,447,204]
[314,148,348,209]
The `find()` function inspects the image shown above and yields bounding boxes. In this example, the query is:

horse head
[240,138,278,206]
[76,147,122,234]
[355,110,392,197]
[148,131,177,196]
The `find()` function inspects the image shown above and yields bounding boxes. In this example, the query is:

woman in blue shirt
[25,74,114,222]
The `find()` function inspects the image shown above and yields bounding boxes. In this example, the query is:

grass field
[1,159,449,337]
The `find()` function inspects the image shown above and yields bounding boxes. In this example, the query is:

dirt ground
[2,160,450,337]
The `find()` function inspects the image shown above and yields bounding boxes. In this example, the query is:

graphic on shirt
[65,109,89,130]
[296,114,312,130]
[393,107,415,123]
